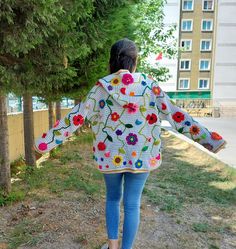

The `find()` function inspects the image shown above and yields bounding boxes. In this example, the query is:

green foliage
[133,0,178,81]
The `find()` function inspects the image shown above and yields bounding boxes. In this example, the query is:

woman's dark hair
[109,38,138,74]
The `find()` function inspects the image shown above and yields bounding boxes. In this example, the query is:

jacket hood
[98,72,155,106]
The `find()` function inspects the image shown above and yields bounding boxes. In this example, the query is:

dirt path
[0,131,235,249]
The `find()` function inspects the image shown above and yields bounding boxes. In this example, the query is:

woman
[34,38,226,249]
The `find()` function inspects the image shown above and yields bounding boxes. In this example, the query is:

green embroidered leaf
[201,134,207,139]
[142,73,147,79]
[119,148,126,154]
[107,135,113,142]
[125,124,133,128]
[195,138,201,142]
[65,117,70,126]
[106,100,113,106]
[142,146,148,152]
[140,106,147,112]
[92,121,98,126]
[54,130,61,136]
[154,140,160,145]
[178,127,184,133]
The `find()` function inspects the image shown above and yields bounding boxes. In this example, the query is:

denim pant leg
[121,172,150,249]
[103,173,123,239]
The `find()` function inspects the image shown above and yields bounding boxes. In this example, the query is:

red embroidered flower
[73,114,84,126]
[172,112,185,123]
[152,86,161,96]
[211,132,222,140]
[111,112,120,121]
[42,133,47,138]
[122,74,134,85]
[190,125,200,135]
[146,113,158,124]
[123,103,139,114]
[161,103,167,110]
[96,81,103,86]
[97,142,106,151]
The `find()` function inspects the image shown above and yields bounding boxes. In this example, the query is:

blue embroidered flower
[99,99,105,109]
[123,161,127,165]
[149,101,155,107]
[135,159,143,168]
[141,81,147,86]
[185,121,191,126]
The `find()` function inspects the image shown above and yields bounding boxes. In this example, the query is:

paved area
[161,117,236,169]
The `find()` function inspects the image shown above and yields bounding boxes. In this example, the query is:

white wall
[213,0,236,106]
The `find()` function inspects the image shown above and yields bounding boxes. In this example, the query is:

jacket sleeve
[34,84,100,154]
[153,83,226,153]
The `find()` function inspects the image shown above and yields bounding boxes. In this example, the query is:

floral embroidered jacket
[35,72,225,174]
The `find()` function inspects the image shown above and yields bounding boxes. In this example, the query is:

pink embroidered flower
[53,120,60,128]
[64,131,69,137]
[122,74,134,85]
[156,154,161,160]
[123,103,139,114]
[38,143,47,151]
[149,158,158,167]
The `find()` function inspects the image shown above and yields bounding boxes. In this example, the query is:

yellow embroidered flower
[111,77,121,86]
[112,155,123,166]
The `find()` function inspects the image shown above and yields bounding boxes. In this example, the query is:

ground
[0,130,235,249]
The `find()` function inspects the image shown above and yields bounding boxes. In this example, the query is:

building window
[179,78,190,89]
[202,0,214,11]
[182,0,194,11]
[181,19,193,32]
[198,78,209,89]
[180,59,191,70]
[202,19,213,31]
[199,59,211,71]
[181,39,192,51]
[200,39,212,51]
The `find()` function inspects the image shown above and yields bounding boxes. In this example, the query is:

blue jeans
[103,172,150,249]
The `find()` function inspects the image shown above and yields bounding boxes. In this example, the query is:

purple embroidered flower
[185,121,191,126]
[108,85,113,91]
[126,133,138,145]
[116,129,123,136]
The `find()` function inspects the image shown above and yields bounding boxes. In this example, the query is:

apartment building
[160,0,236,115]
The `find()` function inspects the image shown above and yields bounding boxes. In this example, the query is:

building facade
[161,0,236,115]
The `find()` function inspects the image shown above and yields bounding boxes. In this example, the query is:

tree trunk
[23,93,36,166]
[56,101,61,121]
[0,94,11,194]
[48,102,54,129]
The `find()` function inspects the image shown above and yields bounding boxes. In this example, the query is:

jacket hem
[98,165,161,174]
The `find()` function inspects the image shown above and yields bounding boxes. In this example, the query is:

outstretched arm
[153,83,226,153]
[34,84,100,154]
